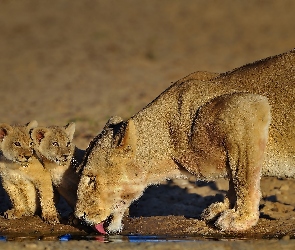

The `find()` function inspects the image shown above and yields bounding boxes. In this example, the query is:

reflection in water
[1,233,252,242]
[0,236,6,241]
[0,234,206,243]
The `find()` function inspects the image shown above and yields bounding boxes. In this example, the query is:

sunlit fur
[32,123,84,209]
[76,49,295,232]
[0,121,59,224]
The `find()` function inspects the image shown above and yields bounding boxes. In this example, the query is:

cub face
[0,121,38,164]
[31,123,76,165]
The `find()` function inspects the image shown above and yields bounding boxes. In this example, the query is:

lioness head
[75,117,137,232]
[0,121,38,164]
[31,123,76,165]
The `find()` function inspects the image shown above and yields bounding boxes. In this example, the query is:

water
[0,234,217,243]
[2,232,295,250]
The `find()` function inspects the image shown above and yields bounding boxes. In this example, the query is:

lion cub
[31,123,85,209]
[0,121,59,224]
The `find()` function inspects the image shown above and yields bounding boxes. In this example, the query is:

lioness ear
[0,123,12,142]
[117,119,136,154]
[65,122,75,141]
[26,120,38,131]
[31,127,48,145]
[105,116,123,128]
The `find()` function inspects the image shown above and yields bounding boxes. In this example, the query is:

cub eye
[29,142,34,147]
[52,142,59,147]
[14,142,21,147]
[66,141,71,147]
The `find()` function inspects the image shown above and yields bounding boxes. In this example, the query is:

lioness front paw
[106,221,123,234]
[215,209,259,231]
[201,201,229,221]
[106,215,123,234]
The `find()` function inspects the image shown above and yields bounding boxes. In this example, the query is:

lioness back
[136,50,295,177]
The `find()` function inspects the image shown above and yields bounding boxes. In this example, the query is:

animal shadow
[129,180,225,219]
[0,181,11,214]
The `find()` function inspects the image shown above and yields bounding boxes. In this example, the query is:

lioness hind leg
[214,93,271,231]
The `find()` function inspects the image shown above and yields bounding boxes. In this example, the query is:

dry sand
[1,0,295,249]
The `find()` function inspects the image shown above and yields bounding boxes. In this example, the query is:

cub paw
[201,201,229,221]
[3,209,29,219]
[42,213,60,225]
[215,209,259,231]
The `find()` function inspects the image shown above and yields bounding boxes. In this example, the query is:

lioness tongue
[94,223,107,234]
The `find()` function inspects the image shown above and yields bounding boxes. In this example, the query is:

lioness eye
[14,142,21,147]
[52,142,59,147]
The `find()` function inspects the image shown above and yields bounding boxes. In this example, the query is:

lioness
[31,123,84,209]
[75,49,295,233]
[0,121,59,224]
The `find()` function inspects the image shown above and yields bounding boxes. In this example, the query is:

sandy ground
[1,0,295,249]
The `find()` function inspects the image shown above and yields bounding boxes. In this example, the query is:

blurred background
[1,0,295,224]
[0,0,295,148]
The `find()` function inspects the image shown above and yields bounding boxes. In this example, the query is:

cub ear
[0,123,12,142]
[65,122,75,141]
[31,127,48,145]
[117,119,136,155]
[26,120,38,131]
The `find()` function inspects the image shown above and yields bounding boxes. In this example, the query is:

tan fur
[0,121,59,224]
[75,49,295,233]
[32,123,84,209]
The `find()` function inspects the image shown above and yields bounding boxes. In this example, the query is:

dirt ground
[2,178,295,240]
[1,0,295,249]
